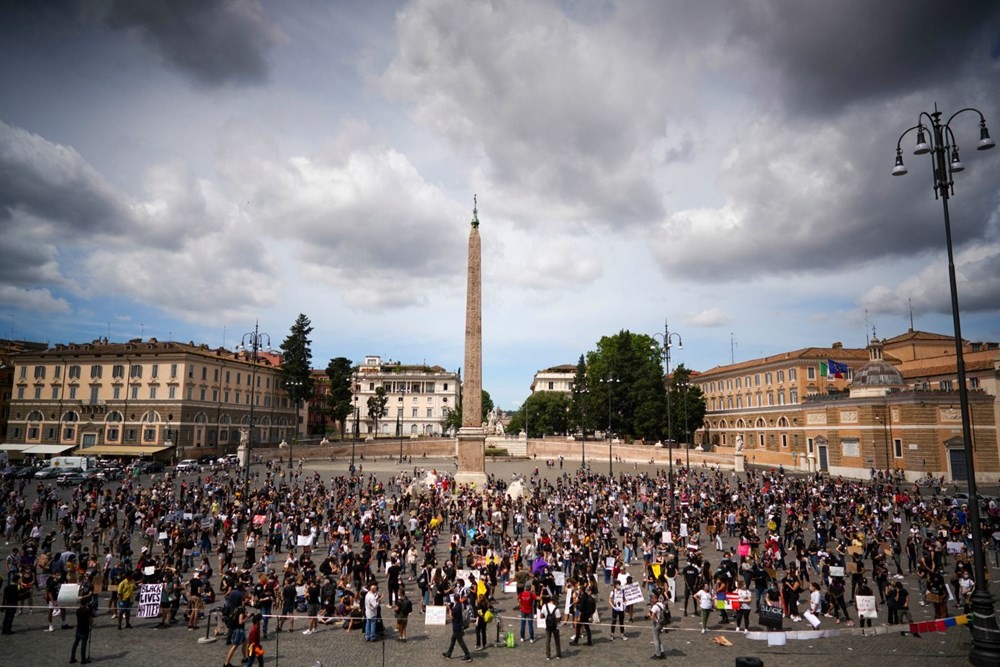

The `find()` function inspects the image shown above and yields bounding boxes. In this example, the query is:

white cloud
[685,308,729,327]
[0,285,70,313]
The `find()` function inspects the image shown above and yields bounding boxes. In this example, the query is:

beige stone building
[694,332,999,483]
[345,356,459,438]
[530,364,576,394]
[3,337,295,461]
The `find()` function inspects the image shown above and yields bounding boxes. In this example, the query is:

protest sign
[856,595,877,619]
[829,566,845,578]
[553,571,565,587]
[137,584,164,618]
[425,605,446,626]
[622,583,644,607]
[57,583,80,607]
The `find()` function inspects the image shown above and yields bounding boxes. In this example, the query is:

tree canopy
[278,314,315,438]
[324,356,354,438]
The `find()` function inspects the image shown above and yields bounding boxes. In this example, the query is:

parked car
[136,461,164,474]
[57,471,88,486]
[176,459,200,473]
[14,465,41,479]
[35,466,75,479]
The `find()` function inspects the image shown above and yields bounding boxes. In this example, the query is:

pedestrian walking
[442,591,473,662]
[694,582,714,634]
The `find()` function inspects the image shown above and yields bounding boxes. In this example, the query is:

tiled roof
[697,346,886,377]
[882,329,957,344]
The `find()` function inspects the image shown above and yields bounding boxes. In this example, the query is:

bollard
[198,608,218,644]
[735,658,763,667]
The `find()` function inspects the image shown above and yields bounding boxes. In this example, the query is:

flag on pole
[827,360,849,378]
[819,362,828,377]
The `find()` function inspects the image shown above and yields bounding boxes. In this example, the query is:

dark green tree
[569,354,597,438]
[667,363,707,445]
[279,314,315,440]
[584,330,667,441]
[325,357,354,439]
[507,391,571,438]
[442,388,494,436]
[367,386,388,435]
[481,389,494,424]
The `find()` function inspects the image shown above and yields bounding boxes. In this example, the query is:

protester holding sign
[608,580,626,640]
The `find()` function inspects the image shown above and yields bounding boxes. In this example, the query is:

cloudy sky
[2,0,999,409]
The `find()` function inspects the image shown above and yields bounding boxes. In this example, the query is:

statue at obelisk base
[455,197,488,488]
[734,434,745,473]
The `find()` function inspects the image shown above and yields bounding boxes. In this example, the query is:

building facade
[3,338,295,461]
[1,339,49,448]
[530,365,576,394]
[345,356,459,438]
[694,334,999,483]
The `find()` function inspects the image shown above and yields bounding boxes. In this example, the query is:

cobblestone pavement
[1,456,993,667]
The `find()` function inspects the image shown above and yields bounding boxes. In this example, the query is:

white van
[46,456,98,471]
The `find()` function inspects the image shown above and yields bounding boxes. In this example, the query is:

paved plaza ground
[1,455,991,667]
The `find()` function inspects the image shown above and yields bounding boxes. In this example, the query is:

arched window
[106,411,123,422]
[755,417,766,428]
[194,413,208,424]
[61,411,79,422]
[142,411,161,423]
[27,410,43,421]
[777,416,789,428]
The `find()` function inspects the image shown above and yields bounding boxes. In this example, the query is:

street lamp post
[892,104,997,666]
[286,379,303,470]
[397,385,408,464]
[350,371,359,474]
[653,320,683,513]
[679,381,690,469]
[237,321,271,489]
[602,373,620,477]
[875,407,891,474]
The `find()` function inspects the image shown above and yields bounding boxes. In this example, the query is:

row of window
[706,368,799,394]
[16,383,290,408]
[22,363,274,388]
[710,389,799,411]
[369,381,448,393]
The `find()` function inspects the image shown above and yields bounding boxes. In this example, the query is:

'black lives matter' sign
[137,584,163,618]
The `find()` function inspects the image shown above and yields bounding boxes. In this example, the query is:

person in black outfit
[442,593,473,662]
[2,574,19,635]
[681,560,701,616]
[71,598,93,664]
[569,586,594,646]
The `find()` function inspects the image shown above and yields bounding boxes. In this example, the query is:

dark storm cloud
[729,0,1000,115]
[0,120,129,234]
[100,0,282,86]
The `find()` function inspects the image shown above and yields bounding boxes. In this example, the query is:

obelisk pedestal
[734,451,745,473]
[455,197,488,488]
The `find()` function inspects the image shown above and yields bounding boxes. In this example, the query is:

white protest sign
[605,557,615,569]
[137,583,164,618]
[553,571,565,587]
[661,531,672,544]
[503,581,517,594]
[297,534,313,547]
[622,583,644,607]
[856,595,877,619]
[679,523,688,538]
[425,605,447,626]
[946,541,965,554]
[57,583,80,607]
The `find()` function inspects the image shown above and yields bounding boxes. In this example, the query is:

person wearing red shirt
[518,588,538,643]
[244,613,263,667]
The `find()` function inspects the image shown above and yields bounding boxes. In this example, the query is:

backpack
[544,604,558,631]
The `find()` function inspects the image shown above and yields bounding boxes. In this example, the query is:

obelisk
[455,196,487,487]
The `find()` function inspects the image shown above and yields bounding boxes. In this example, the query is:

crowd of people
[2,454,999,664]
